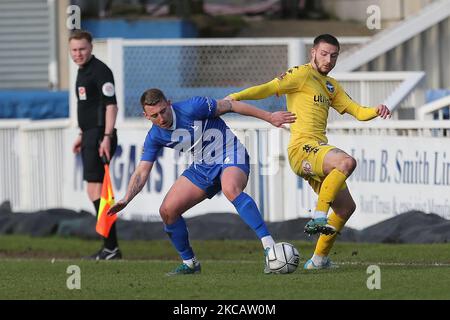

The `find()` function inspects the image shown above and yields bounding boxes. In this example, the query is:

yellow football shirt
[229,63,378,148]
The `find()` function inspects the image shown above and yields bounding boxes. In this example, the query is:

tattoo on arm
[127,173,146,201]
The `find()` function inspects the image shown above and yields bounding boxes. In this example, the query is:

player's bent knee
[338,156,357,175]
[222,184,243,202]
[159,205,174,225]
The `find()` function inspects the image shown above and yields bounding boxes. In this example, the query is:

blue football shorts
[181,153,250,199]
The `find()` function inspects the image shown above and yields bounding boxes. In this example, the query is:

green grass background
[1,235,449,299]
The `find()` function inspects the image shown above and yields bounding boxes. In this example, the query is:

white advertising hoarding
[62,126,236,222]
[295,134,450,229]
[62,127,450,230]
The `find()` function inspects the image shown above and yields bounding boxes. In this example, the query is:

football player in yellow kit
[227,34,391,269]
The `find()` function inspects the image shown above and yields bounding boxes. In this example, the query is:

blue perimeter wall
[82,19,197,39]
[0,91,69,119]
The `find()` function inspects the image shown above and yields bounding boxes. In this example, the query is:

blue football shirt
[141,96,246,166]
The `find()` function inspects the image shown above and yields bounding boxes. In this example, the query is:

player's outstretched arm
[215,99,296,128]
[344,103,391,121]
[333,83,391,121]
[107,160,153,216]
[226,79,278,101]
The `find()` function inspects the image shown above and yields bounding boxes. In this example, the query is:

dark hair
[69,30,93,43]
[140,88,167,109]
[313,34,340,50]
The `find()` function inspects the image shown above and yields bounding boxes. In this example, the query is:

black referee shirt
[75,55,117,131]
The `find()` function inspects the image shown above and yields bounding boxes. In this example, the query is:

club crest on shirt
[102,82,115,97]
[78,86,87,100]
[326,81,334,93]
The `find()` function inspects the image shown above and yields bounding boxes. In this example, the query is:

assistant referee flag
[96,161,117,237]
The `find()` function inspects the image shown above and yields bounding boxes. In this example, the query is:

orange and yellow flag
[96,163,117,238]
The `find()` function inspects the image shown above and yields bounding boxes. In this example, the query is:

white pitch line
[335,261,450,267]
[200,260,450,267]
[1,258,450,267]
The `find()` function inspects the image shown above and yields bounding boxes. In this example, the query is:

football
[266,242,300,274]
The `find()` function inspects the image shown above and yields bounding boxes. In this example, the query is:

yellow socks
[313,211,347,257]
[316,169,347,214]
[312,169,348,260]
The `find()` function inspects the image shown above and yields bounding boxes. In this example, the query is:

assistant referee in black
[69,30,121,260]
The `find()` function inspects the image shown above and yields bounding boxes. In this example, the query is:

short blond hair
[140,88,167,109]
[69,30,93,43]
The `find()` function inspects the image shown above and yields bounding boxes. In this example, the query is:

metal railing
[333,0,450,88]
[334,0,450,72]
[2,117,450,218]
[79,37,370,122]
[417,95,450,120]
[0,119,70,211]
[330,71,425,120]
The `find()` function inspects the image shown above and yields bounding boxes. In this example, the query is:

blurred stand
[71,0,326,19]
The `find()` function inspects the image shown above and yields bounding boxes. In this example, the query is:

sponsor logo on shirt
[313,94,331,106]
[302,144,320,154]
[78,86,87,100]
[102,82,115,97]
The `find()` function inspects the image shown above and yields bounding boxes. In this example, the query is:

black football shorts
[81,127,117,182]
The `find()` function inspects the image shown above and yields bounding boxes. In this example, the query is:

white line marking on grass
[2,258,450,267]
[336,261,450,267]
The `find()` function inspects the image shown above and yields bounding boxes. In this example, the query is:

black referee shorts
[81,127,118,183]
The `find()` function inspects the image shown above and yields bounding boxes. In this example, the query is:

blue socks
[164,193,270,261]
[164,217,194,260]
[231,192,270,239]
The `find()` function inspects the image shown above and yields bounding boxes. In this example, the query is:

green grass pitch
[0,235,449,300]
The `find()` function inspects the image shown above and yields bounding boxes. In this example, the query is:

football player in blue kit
[107,88,296,275]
